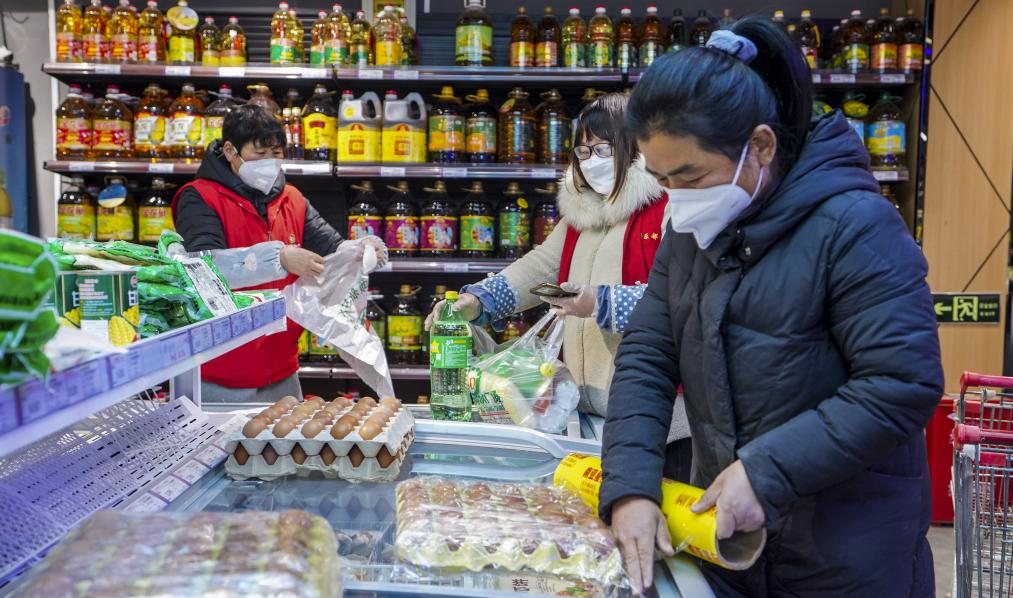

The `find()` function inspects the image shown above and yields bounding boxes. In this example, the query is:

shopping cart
[953,371,1013,597]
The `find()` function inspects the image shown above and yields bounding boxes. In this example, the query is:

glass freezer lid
[165,419,705,598]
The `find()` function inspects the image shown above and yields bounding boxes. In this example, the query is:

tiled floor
[930,525,955,598]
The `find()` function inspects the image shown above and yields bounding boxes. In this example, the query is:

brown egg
[373,405,395,420]
[292,405,314,419]
[319,445,337,465]
[234,444,250,465]
[279,395,299,406]
[380,396,402,410]
[262,444,279,465]
[291,444,307,464]
[366,413,389,428]
[308,396,325,405]
[301,419,324,438]
[338,413,360,426]
[330,420,353,439]
[265,404,286,418]
[351,402,371,414]
[376,446,395,468]
[243,418,267,438]
[358,396,377,408]
[348,445,365,467]
[312,410,334,423]
[359,421,382,440]
[273,419,297,438]
[332,397,352,409]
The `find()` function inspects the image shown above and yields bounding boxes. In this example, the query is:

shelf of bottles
[299,365,430,380]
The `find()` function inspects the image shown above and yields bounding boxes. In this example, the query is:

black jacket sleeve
[599,233,681,523]
[174,187,227,251]
[301,200,344,256]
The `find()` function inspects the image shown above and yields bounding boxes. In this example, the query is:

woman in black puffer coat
[600,18,943,597]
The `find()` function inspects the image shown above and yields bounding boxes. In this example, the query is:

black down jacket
[599,112,944,530]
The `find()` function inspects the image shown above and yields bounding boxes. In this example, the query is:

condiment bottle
[840,91,869,145]
[533,182,559,245]
[537,89,571,164]
[282,107,304,160]
[459,181,495,258]
[366,289,387,344]
[499,182,531,258]
[138,177,176,244]
[536,7,560,67]
[310,10,329,66]
[797,9,820,70]
[842,9,869,72]
[137,1,165,62]
[301,84,337,161]
[421,181,458,255]
[82,0,108,63]
[93,85,133,159]
[384,181,420,257]
[465,89,497,163]
[509,7,536,68]
[57,176,96,240]
[870,8,897,71]
[347,181,382,240]
[587,5,614,67]
[167,82,205,161]
[615,7,637,70]
[638,5,663,67]
[204,84,236,146]
[690,9,713,47]
[166,0,198,64]
[348,10,372,66]
[666,8,687,52]
[897,9,924,73]
[56,0,84,62]
[498,87,536,164]
[219,16,246,66]
[387,284,423,365]
[456,0,493,66]
[109,0,137,63]
[428,86,465,163]
[133,83,168,160]
[373,5,403,66]
[56,84,93,159]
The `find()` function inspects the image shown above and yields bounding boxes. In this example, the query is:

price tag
[231,309,253,337]
[161,332,192,365]
[164,65,191,76]
[444,262,470,273]
[811,73,822,84]
[190,324,213,353]
[829,73,856,84]
[441,167,469,178]
[874,170,900,181]
[173,460,210,484]
[140,338,167,373]
[218,66,246,77]
[379,166,405,177]
[375,262,393,272]
[273,298,286,320]
[109,350,141,387]
[393,69,419,80]
[122,492,168,513]
[212,317,232,344]
[94,64,121,74]
[147,162,174,173]
[301,67,330,79]
[149,476,189,502]
[358,68,384,79]
[193,444,228,467]
[17,379,57,423]
[68,161,95,172]
[879,73,907,84]
[252,303,272,329]
[70,359,110,400]
[0,387,20,433]
[531,168,557,179]
[57,368,83,406]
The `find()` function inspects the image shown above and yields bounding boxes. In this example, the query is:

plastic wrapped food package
[16,509,342,598]
[394,477,627,589]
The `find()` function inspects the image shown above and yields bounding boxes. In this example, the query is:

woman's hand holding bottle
[424,292,481,330]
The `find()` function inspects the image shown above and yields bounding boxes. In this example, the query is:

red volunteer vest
[171,179,306,389]
[558,193,667,286]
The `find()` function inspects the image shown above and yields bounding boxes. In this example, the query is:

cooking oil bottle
[166,0,198,64]
[348,10,373,66]
[373,5,403,66]
[382,91,427,163]
[247,83,282,119]
[536,7,560,67]
[690,10,713,47]
[337,90,381,162]
[219,16,246,66]
[639,4,663,67]
[197,16,220,65]
[137,0,165,62]
[96,176,135,242]
[133,83,168,160]
[842,9,869,72]
[270,1,299,64]
[325,4,349,64]
[536,89,571,164]
[56,84,93,159]
[561,7,586,67]
[289,8,305,62]
[465,89,496,163]
[797,10,820,70]
[310,10,329,66]
[57,176,96,240]
[0,172,10,230]
[498,181,531,258]
[109,0,137,62]
[459,181,494,257]
[898,9,924,73]
[666,8,687,52]
[138,177,175,244]
[870,8,897,72]
[499,87,536,164]
[93,85,133,159]
[866,92,905,170]
[167,83,205,161]
[587,5,614,68]
[428,86,465,163]
[456,0,493,66]
[347,181,381,239]
[82,0,108,62]
[205,84,236,145]
[509,7,536,68]
[615,7,637,70]
[400,16,417,64]
[56,0,84,62]
[302,84,337,161]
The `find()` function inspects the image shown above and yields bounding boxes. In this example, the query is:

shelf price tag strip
[148,162,174,173]
[0,387,18,433]
[190,323,213,353]
[122,492,169,513]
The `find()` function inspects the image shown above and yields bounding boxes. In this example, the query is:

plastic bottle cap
[647,5,657,13]
[229,16,238,22]
[205,16,214,23]
[801,10,811,18]
[333,3,342,10]
[569,8,579,15]
[621,7,631,15]
[851,9,861,16]
[445,291,459,300]
[318,10,326,17]
[774,10,784,18]
[595,5,605,13]
[439,85,455,97]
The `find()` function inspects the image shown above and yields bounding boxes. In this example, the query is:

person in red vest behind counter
[172,104,386,403]
[424,92,692,482]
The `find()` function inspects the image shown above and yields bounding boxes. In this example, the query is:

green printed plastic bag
[0,231,58,321]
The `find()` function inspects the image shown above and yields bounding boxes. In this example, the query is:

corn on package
[394,477,628,589]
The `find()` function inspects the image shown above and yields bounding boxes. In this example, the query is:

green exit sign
[932,293,1001,324]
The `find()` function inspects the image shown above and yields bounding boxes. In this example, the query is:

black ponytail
[627,17,812,177]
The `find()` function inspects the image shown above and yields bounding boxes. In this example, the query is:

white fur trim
[556,155,664,231]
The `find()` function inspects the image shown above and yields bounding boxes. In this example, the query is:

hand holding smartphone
[530,283,579,298]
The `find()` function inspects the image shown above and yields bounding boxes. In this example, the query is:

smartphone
[530,283,578,298]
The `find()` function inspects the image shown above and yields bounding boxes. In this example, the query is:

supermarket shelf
[0,297,287,459]
[872,168,909,182]
[299,364,430,380]
[376,258,512,274]
[43,159,332,176]
[336,65,629,84]
[334,163,564,179]
[42,61,331,82]
[810,70,917,86]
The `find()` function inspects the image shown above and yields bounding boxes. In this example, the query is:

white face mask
[235,154,285,196]
[665,141,764,250]
[579,155,616,197]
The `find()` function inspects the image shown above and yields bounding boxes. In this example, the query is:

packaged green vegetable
[0,231,58,321]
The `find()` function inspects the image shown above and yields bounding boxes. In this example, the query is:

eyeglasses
[574,143,614,160]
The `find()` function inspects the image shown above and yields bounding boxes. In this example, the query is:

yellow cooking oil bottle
[373,4,403,66]
[337,90,382,162]
[108,0,137,62]
[56,0,84,62]
[270,1,300,64]
[82,0,108,62]
[136,0,165,62]
[166,0,199,64]
[382,91,427,163]
[197,16,220,65]
[325,4,350,65]
[219,16,246,66]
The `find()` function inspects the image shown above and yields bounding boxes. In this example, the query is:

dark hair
[627,17,812,177]
[569,92,638,201]
[222,104,286,152]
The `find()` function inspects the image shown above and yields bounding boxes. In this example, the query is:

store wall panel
[931,0,978,46]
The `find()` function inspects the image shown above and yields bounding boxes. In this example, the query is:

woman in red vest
[172,104,384,403]
[427,93,691,480]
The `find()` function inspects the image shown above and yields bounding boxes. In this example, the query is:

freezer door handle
[413,419,601,459]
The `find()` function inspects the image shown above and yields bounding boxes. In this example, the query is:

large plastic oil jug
[337,90,381,163]
[381,91,427,163]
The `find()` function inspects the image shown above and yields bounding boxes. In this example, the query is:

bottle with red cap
[93,85,133,158]
[197,16,220,66]
[56,84,93,159]
[219,16,246,66]
[639,5,663,67]
[587,4,614,68]
[616,7,637,70]
[561,7,586,67]
[310,10,329,66]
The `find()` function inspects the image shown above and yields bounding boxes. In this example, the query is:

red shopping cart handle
[961,371,1013,394]
[953,423,1013,448]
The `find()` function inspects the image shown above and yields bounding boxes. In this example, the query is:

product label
[430,335,472,369]
[505,116,536,159]
[111,34,136,62]
[325,39,348,64]
[382,124,427,163]
[133,112,166,150]
[460,214,495,252]
[168,35,195,63]
[617,42,636,69]
[384,216,420,250]
[563,42,585,67]
[871,42,898,70]
[368,317,386,342]
[534,214,558,245]
[375,40,402,66]
[801,46,818,70]
[387,315,422,350]
[428,114,466,152]
[219,49,245,66]
[349,43,370,66]
[57,117,93,152]
[846,118,865,144]
[535,41,558,67]
[97,206,135,241]
[310,43,326,66]
[168,113,204,148]
[58,204,96,240]
[201,48,220,66]
[167,4,198,30]
[205,115,225,144]
[542,116,572,160]
[93,119,132,152]
[57,32,83,62]
[348,214,382,240]
[455,24,492,64]
[867,120,905,156]
[270,37,297,64]
[510,41,535,67]
[309,333,337,356]
[83,33,108,62]
[589,41,612,67]
[303,113,337,151]
[137,34,161,62]
[842,43,869,70]
[639,41,659,67]
[338,124,381,161]
[138,206,174,242]
[499,211,531,248]
[466,116,496,155]
[900,43,923,71]
[421,215,458,252]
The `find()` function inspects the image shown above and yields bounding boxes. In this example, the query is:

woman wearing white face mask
[426,93,692,478]
[172,104,386,403]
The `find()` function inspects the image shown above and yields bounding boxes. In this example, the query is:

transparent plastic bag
[468,312,579,433]
[285,239,394,398]
[394,477,628,590]
[184,241,287,289]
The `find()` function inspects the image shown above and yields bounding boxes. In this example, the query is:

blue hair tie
[705,30,758,63]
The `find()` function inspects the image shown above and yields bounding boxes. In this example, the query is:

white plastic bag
[284,239,394,398]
